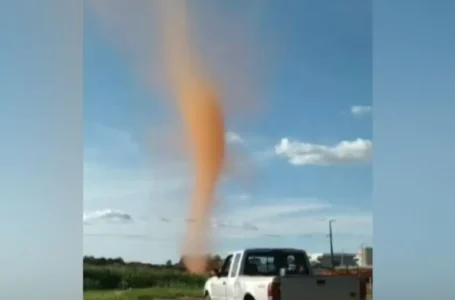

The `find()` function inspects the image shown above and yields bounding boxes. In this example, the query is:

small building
[308,252,358,268]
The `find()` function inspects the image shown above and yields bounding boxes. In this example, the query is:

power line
[329,219,335,269]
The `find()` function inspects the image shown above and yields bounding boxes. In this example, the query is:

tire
[244,294,255,300]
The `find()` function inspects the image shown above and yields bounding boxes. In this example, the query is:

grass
[84,286,372,300]
[84,287,204,300]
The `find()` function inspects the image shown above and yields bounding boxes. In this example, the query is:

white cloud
[83,125,372,261]
[211,198,372,239]
[275,138,372,166]
[225,200,331,223]
[237,193,251,201]
[225,131,244,144]
[216,214,372,240]
[210,218,258,231]
[350,105,372,117]
[84,175,372,260]
[83,209,134,225]
[84,193,372,240]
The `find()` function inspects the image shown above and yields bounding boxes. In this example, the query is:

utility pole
[329,219,335,269]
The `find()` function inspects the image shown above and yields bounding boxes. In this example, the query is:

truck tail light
[267,281,280,300]
[359,277,370,300]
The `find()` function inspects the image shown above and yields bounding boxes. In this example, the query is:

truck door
[226,253,242,300]
[212,255,232,300]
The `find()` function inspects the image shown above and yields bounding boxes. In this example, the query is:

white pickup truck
[203,248,364,300]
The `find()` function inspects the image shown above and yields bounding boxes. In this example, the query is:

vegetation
[83,255,219,292]
[84,287,203,300]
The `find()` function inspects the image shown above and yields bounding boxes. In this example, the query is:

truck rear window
[242,250,310,276]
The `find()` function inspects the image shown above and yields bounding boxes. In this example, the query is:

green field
[84,287,372,300]
[84,287,203,300]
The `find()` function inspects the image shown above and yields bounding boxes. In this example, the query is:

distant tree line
[83,254,223,269]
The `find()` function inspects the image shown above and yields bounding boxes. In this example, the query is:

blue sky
[83,0,372,263]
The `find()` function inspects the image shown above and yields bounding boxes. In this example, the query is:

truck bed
[279,275,361,300]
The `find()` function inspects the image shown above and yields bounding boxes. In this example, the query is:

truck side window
[229,254,241,277]
[219,255,233,277]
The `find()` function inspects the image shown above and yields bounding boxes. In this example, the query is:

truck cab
[204,248,313,300]
[203,248,362,300]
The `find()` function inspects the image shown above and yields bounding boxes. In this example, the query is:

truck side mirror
[210,269,220,277]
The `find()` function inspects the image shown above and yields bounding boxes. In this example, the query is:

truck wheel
[244,294,255,300]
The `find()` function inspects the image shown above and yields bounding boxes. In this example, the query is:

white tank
[357,247,373,267]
